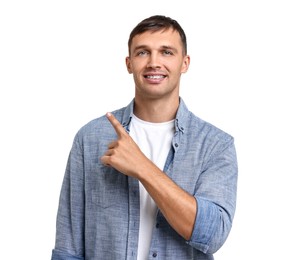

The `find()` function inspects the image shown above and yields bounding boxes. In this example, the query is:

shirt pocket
[91,167,126,209]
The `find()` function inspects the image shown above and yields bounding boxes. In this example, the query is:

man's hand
[100,112,150,177]
[101,113,196,240]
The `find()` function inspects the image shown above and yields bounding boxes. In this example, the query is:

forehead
[130,29,183,51]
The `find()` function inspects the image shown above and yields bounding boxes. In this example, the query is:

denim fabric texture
[51,98,238,260]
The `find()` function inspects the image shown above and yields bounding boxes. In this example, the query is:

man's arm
[138,161,197,240]
[101,112,238,254]
[101,112,197,240]
[52,134,85,260]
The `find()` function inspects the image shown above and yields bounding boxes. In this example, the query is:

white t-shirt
[129,114,175,260]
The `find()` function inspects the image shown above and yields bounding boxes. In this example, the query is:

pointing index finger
[106,112,127,137]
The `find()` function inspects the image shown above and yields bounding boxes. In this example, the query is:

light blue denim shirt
[51,98,238,260]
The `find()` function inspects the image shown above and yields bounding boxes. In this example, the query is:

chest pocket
[91,166,128,209]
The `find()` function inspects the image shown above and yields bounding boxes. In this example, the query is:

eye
[137,50,149,56]
[163,50,174,56]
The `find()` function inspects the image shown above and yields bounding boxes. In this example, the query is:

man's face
[126,29,190,101]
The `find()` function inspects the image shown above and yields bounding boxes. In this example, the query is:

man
[51,15,238,260]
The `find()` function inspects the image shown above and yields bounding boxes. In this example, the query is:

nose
[146,53,161,69]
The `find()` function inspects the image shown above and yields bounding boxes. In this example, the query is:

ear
[181,55,190,74]
[126,56,133,74]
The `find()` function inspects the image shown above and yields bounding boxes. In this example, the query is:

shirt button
[174,143,178,147]
[152,252,157,257]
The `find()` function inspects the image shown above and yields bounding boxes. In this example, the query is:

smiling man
[51,15,238,260]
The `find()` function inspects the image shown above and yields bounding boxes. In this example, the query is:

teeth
[146,75,164,79]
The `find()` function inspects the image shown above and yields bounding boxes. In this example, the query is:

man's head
[125,15,190,105]
[128,15,187,56]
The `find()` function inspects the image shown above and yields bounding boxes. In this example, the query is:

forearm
[138,160,197,240]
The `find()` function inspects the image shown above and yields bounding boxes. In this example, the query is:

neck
[133,97,179,123]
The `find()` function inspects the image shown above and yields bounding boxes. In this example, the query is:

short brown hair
[128,15,187,56]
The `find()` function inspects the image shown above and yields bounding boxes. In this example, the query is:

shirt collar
[122,97,189,134]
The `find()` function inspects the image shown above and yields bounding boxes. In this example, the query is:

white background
[1,1,296,259]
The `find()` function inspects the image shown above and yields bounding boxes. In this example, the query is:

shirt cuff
[51,249,84,260]
[186,196,220,254]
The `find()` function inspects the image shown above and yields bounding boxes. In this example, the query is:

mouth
[143,72,167,84]
[144,74,166,79]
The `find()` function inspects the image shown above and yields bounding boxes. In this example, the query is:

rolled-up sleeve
[51,249,84,260]
[187,137,238,254]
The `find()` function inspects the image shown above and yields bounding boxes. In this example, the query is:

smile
[144,75,166,79]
